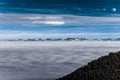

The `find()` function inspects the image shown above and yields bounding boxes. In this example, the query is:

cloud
[21,16,65,25]
[21,16,42,20]
[1,13,120,27]
[32,21,65,25]
[1,13,120,38]
[0,30,120,39]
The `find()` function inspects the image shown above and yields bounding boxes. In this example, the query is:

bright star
[112,8,117,12]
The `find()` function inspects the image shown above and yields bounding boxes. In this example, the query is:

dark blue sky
[0,0,120,39]
[0,0,120,15]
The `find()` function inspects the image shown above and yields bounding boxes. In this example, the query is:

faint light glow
[0,3,7,4]
[102,8,106,11]
[112,8,117,12]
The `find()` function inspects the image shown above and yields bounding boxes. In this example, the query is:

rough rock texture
[57,51,120,80]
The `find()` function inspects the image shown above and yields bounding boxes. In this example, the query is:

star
[112,8,117,12]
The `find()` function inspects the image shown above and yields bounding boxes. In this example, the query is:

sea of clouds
[0,41,119,80]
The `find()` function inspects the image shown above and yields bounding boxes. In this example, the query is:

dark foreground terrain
[57,51,120,80]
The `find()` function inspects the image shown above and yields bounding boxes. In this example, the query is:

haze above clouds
[0,0,120,39]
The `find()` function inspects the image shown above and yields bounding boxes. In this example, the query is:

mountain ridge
[57,51,120,80]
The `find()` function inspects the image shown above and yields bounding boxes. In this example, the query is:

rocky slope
[57,51,120,80]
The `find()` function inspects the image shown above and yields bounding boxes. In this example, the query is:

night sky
[0,0,120,39]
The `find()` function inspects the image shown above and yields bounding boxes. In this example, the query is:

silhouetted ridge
[57,51,120,80]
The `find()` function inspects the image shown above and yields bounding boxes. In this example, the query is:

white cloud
[21,16,63,20]
[1,13,120,26]
[32,21,65,25]
[21,16,42,20]
[44,16,63,20]
[21,16,65,25]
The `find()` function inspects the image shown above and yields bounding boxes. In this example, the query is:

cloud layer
[0,13,120,39]
[0,0,120,38]
[1,13,120,25]
[0,41,119,79]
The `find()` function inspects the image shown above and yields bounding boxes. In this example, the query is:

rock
[57,51,120,80]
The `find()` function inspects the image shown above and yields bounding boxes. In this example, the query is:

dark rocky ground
[57,51,120,80]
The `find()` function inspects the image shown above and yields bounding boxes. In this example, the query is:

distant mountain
[57,51,120,80]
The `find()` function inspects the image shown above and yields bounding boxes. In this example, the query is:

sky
[0,0,120,39]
